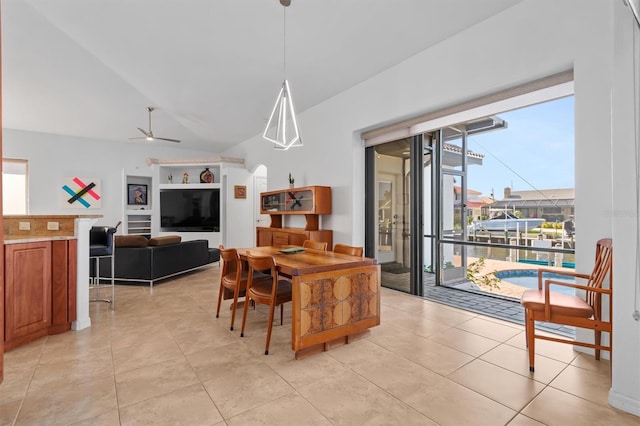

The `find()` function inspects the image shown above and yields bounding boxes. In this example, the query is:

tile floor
[1,265,637,425]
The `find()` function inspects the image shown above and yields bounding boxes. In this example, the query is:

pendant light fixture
[263,0,303,150]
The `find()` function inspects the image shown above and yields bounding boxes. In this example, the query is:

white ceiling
[2,0,521,152]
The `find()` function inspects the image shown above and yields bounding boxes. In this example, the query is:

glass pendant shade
[263,80,302,150]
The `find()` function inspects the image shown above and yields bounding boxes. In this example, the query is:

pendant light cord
[633,13,640,320]
[283,6,287,80]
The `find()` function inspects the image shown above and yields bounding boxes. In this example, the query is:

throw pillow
[148,235,182,246]
[115,235,149,247]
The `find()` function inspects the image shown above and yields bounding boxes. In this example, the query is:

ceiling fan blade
[154,137,181,143]
[130,107,180,143]
[128,136,148,140]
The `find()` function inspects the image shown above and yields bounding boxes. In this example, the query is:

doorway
[366,136,425,293]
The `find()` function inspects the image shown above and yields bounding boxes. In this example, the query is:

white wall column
[72,217,99,331]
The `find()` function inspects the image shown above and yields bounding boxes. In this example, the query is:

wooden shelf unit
[258,186,332,247]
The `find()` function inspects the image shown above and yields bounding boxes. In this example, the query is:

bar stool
[89,223,119,308]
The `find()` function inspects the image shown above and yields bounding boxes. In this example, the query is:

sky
[464,96,574,199]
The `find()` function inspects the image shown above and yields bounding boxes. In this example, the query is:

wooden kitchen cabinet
[50,239,77,334]
[4,239,77,351]
[4,241,52,350]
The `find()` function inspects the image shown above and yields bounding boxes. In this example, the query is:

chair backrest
[586,238,613,319]
[89,226,118,256]
[219,246,242,278]
[90,226,117,246]
[302,240,328,251]
[334,243,363,257]
[246,252,277,277]
[246,253,279,298]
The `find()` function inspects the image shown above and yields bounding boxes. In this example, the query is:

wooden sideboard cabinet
[257,186,332,248]
[4,239,77,351]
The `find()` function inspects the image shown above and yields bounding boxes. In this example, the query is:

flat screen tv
[160,188,220,232]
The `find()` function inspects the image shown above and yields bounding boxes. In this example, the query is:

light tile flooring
[1,265,638,425]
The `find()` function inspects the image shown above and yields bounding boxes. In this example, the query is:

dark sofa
[96,235,220,286]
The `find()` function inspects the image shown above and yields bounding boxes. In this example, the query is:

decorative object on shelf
[287,191,302,209]
[200,167,214,183]
[289,173,295,189]
[182,172,189,184]
[262,0,303,151]
[127,184,148,205]
[168,173,173,183]
[234,185,247,199]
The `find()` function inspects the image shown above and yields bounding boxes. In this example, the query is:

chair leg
[215,283,224,318]
[525,309,535,372]
[230,287,240,331]
[110,254,115,310]
[280,303,284,325]
[265,303,277,355]
[95,257,100,300]
[524,310,530,348]
[594,330,601,360]
[240,293,251,338]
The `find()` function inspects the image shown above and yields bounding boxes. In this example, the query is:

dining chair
[240,252,293,355]
[333,243,363,257]
[302,240,328,251]
[520,238,613,372]
[216,246,269,331]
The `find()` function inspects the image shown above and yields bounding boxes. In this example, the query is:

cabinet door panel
[288,233,307,246]
[257,229,272,247]
[4,242,52,342]
[273,232,289,246]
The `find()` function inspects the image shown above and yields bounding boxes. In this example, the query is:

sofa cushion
[115,235,149,248]
[148,235,182,246]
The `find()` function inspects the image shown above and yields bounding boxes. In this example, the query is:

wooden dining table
[236,246,381,359]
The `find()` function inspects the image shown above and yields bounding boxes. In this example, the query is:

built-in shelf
[158,183,221,190]
[122,170,153,237]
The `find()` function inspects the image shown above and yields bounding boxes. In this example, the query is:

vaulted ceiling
[2,0,521,152]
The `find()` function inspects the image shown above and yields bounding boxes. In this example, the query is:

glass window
[3,159,29,214]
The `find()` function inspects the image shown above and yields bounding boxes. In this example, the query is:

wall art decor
[127,184,148,205]
[234,185,247,199]
[61,177,102,208]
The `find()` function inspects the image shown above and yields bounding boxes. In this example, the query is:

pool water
[494,269,576,295]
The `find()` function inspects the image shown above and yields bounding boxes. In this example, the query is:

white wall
[610,0,640,415]
[221,0,638,415]
[2,129,220,228]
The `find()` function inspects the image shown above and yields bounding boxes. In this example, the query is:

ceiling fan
[129,106,181,143]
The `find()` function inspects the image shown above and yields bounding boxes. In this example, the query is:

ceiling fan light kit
[129,106,181,143]
[263,0,303,151]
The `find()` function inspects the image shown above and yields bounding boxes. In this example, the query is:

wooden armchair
[302,240,328,251]
[520,238,612,372]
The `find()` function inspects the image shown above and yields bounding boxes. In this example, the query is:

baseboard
[609,389,640,417]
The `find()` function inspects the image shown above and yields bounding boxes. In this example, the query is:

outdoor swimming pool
[494,269,576,295]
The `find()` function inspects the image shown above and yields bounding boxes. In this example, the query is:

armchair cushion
[115,235,149,248]
[521,290,594,318]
